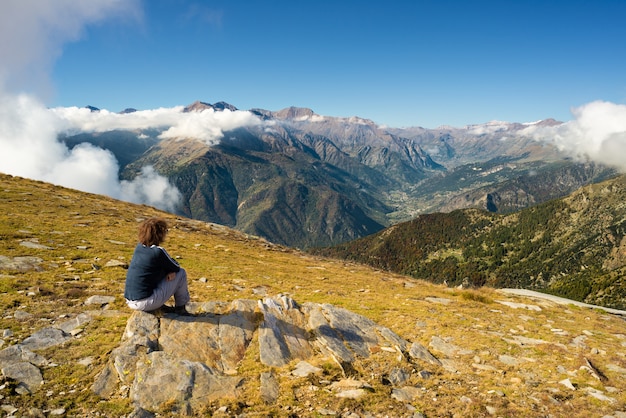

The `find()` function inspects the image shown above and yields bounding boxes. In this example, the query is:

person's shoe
[159,305,176,314]
[174,305,190,316]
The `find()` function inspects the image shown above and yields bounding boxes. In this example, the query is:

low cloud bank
[0,92,263,211]
[0,93,181,211]
[120,166,181,212]
[525,101,626,171]
[52,105,262,146]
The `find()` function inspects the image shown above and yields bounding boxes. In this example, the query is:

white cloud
[0,0,140,98]
[524,101,626,171]
[1,92,263,213]
[47,142,122,197]
[159,108,262,145]
[0,92,181,211]
[51,106,186,133]
[121,166,181,212]
[51,105,263,146]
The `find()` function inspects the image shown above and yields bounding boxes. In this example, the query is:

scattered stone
[337,389,369,399]
[20,327,70,351]
[496,300,542,311]
[19,241,52,250]
[503,335,566,349]
[439,358,460,373]
[418,370,432,379]
[472,363,499,372]
[559,378,576,390]
[260,372,279,404]
[328,379,372,392]
[607,364,626,374]
[498,354,521,366]
[571,335,588,348]
[49,408,66,415]
[391,386,422,402]
[1,405,18,415]
[56,313,92,333]
[425,297,452,305]
[488,389,506,397]
[584,387,616,403]
[292,361,321,377]
[0,344,48,368]
[252,286,268,296]
[84,295,115,307]
[24,407,45,418]
[77,357,94,367]
[13,311,33,321]
[0,256,44,272]
[429,336,473,357]
[104,259,128,268]
[408,342,442,365]
[387,367,410,386]
[1,361,43,394]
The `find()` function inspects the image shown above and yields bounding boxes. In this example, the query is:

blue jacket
[124,243,181,301]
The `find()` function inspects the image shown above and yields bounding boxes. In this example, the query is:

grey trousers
[125,268,190,312]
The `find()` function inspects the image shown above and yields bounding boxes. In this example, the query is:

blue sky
[1,0,625,210]
[21,1,626,127]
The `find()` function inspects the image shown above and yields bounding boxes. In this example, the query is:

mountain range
[61,101,617,248]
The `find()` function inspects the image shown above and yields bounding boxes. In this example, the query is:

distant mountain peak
[85,105,100,112]
[273,106,317,120]
[183,101,238,113]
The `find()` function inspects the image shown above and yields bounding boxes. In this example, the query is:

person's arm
[157,246,181,274]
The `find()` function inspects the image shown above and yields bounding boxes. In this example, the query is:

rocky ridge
[92,295,441,415]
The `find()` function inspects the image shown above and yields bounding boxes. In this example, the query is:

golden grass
[1,173,625,417]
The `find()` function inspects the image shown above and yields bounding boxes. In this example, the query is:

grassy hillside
[313,174,626,310]
[1,174,625,417]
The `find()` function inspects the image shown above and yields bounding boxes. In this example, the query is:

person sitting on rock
[124,217,190,315]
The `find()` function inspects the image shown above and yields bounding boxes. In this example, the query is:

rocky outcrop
[93,295,440,415]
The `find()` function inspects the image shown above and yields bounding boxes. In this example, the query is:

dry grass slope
[0,173,625,417]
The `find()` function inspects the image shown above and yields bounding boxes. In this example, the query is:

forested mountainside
[312,174,626,310]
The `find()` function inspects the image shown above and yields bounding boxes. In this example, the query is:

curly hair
[138,218,168,246]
